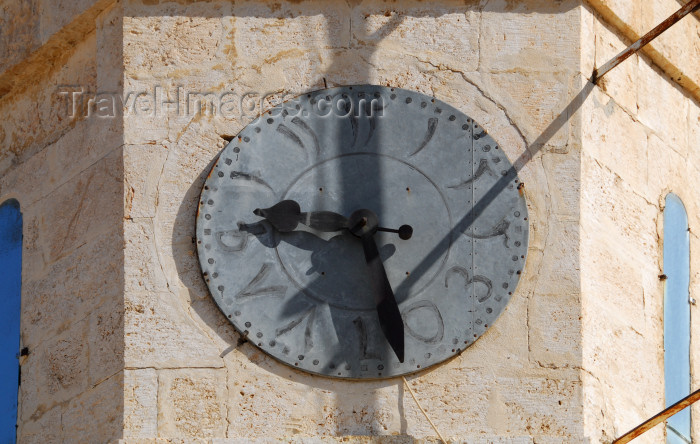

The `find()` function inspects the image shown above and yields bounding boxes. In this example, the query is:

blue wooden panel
[663,194,691,443]
[0,199,21,443]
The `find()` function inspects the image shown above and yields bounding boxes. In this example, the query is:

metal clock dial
[196,85,529,379]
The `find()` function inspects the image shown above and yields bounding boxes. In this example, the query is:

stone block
[541,152,580,219]
[62,372,123,442]
[586,0,642,37]
[637,57,689,158]
[20,318,89,421]
[582,87,648,196]
[580,232,651,336]
[647,132,684,197]
[125,219,169,293]
[401,372,494,438]
[146,121,226,292]
[124,144,168,219]
[21,222,122,349]
[157,368,227,438]
[581,298,664,426]
[478,72,572,151]
[0,88,122,206]
[641,0,700,95]
[480,0,580,73]
[0,0,40,75]
[455,287,530,373]
[45,119,123,195]
[123,14,225,77]
[581,153,658,262]
[581,370,616,443]
[19,203,43,276]
[1,31,97,166]
[528,293,581,369]
[231,1,350,67]
[647,133,700,231]
[687,98,700,180]
[490,376,582,439]
[124,291,223,369]
[535,218,580,296]
[89,296,125,386]
[37,0,107,45]
[16,403,61,444]
[44,320,90,398]
[0,141,49,207]
[594,18,639,116]
[579,6,596,77]
[352,0,479,73]
[124,368,158,438]
[32,147,122,265]
[95,0,123,86]
[226,358,399,438]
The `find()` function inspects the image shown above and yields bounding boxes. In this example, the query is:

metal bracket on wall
[591,0,700,84]
[612,388,700,443]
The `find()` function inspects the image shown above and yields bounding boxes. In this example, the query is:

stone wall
[0,1,125,442]
[120,0,583,441]
[580,1,700,443]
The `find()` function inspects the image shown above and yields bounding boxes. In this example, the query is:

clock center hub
[348,209,379,237]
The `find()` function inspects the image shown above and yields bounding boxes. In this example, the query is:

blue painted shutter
[663,194,691,444]
[0,199,21,443]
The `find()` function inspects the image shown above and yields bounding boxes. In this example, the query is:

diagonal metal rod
[612,388,700,443]
[591,0,700,83]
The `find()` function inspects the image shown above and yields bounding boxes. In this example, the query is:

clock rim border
[194,83,531,380]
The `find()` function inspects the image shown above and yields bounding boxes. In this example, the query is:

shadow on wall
[156,0,587,438]
[6,6,128,442]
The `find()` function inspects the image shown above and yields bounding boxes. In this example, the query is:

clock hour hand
[253,200,350,233]
[253,200,302,232]
[254,200,410,240]
[350,210,405,363]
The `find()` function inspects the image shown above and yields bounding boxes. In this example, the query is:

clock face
[196,85,529,379]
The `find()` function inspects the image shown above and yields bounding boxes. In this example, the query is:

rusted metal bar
[612,388,700,444]
[591,0,700,84]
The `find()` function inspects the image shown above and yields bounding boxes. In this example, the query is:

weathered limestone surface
[586,0,700,100]
[119,0,582,442]
[0,1,126,442]
[580,3,700,443]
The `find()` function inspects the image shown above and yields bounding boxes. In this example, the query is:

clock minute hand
[349,209,405,363]
[360,232,405,363]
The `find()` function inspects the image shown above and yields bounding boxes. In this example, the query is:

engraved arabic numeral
[215,222,268,253]
[229,171,275,193]
[275,306,316,353]
[409,117,438,157]
[445,266,493,303]
[235,263,287,301]
[352,316,380,360]
[447,158,496,190]
[401,300,444,344]
[462,216,511,247]
[291,117,320,157]
[346,94,384,148]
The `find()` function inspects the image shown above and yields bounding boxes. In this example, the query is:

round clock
[196,85,529,379]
